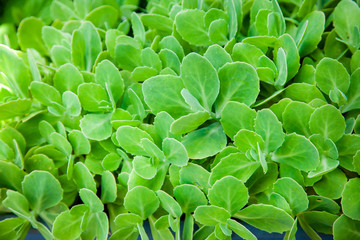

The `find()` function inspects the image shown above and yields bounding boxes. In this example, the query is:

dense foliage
[0,0,360,239]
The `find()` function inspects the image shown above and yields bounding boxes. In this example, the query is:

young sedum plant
[0,0,360,239]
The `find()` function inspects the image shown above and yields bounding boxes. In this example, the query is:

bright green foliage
[124,186,159,219]
[22,171,63,213]
[341,178,360,220]
[208,176,248,215]
[0,0,358,239]
[234,204,294,233]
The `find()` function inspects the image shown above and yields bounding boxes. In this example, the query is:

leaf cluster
[0,0,360,240]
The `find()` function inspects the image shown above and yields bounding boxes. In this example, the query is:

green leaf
[209,19,228,45]
[179,163,210,194]
[154,215,170,230]
[333,0,360,51]
[313,169,347,199]
[227,219,257,240]
[309,104,346,142]
[267,192,292,216]
[115,43,141,71]
[226,0,242,39]
[68,130,91,157]
[0,45,30,98]
[127,88,147,120]
[295,11,325,57]
[80,113,112,141]
[0,139,14,162]
[24,154,56,174]
[0,161,25,191]
[159,36,185,60]
[73,162,97,193]
[282,101,314,137]
[131,66,158,82]
[204,44,232,70]
[141,138,165,160]
[175,10,211,46]
[42,25,71,50]
[0,99,32,120]
[62,91,81,117]
[77,83,111,112]
[342,69,360,113]
[53,63,83,94]
[298,211,337,236]
[95,60,124,104]
[351,51,360,73]
[79,188,104,213]
[315,58,350,96]
[341,178,360,220]
[156,190,183,218]
[159,49,181,75]
[173,184,207,213]
[333,215,360,240]
[116,126,153,156]
[17,17,47,55]
[154,112,176,140]
[208,176,249,215]
[255,109,284,153]
[232,43,277,83]
[234,204,294,233]
[141,14,173,34]
[93,212,109,240]
[143,75,192,118]
[52,205,89,240]
[26,49,41,83]
[162,137,189,167]
[22,170,63,213]
[141,47,162,72]
[114,213,142,228]
[3,190,31,219]
[274,47,287,88]
[180,52,219,111]
[220,101,257,140]
[101,171,117,203]
[131,12,145,45]
[234,129,264,153]
[271,133,319,171]
[180,88,206,112]
[182,123,227,159]
[30,81,61,106]
[216,62,259,113]
[72,21,101,71]
[210,153,260,185]
[170,111,210,135]
[133,156,157,179]
[354,151,360,175]
[294,64,315,85]
[85,5,119,29]
[49,132,72,157]
[270,98,291,121]
[279,34,300,80]
[273,177,309,215]
[50,45,71,67]
[0,217,29,240]
[336,134,360,171]
[308,134,339,178]
[51,0,78,21]
[194,205,231,226]
[124,186,159,219]
[109,227,139,240]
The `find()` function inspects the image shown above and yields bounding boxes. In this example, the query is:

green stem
[175,218,181,240]
[137,222,149,240]
[183,213,194,240]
